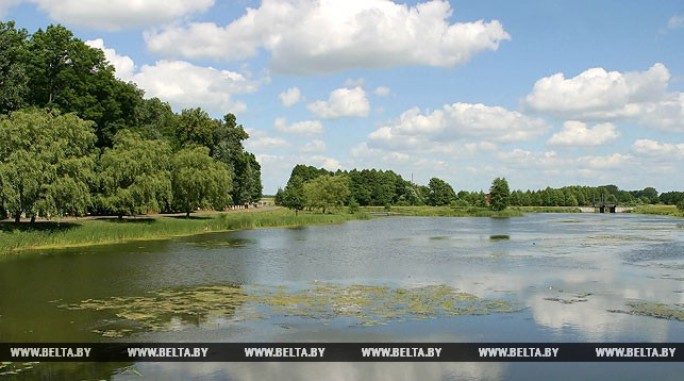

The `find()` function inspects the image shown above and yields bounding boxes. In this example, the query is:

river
[0,213,683,380]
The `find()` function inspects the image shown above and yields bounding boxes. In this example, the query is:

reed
[0,208,368,254]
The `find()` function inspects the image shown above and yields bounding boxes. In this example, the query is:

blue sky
[3,1,683,194]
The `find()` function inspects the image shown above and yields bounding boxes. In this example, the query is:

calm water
[1,213,683,380]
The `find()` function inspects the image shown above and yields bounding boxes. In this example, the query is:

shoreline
[1,206,681,256]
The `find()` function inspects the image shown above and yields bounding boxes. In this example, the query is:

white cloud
[308,87,370,119]
[85,39,135,82]
[28,0,214,31]
[524,63,684,131]
[144,0,510,74]
[369,102,549,151]
[667,14,684,30]
[245,136,290,150]
[133,60,257,115]
[374,86,391,97]
[278,87,302,107]
[301,139,327,153]
[274,118,324,135]
[547,121,620,147]
[0,0,21,18]
[632,139,684,158]
[577,153,632,170]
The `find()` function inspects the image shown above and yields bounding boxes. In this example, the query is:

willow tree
[97,130,172,218]
[171,147,232,217]
[0,109,96,223]
[303,175,350,214]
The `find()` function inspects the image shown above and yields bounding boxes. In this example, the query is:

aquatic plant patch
[60,283,522,338]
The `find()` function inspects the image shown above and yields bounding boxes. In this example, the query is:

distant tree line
[275,164,680,214]
[274,165,511,213]
[0,22,261,222]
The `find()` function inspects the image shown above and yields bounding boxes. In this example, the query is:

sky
[2,0,684,194]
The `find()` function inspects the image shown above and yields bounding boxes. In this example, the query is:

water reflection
[1,214,683,379]
[112,362,506,381]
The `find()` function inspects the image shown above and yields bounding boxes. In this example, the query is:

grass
[516,206,583,213]
[625,204,683,217]
[360,205,524,217]
[0,208,368,255]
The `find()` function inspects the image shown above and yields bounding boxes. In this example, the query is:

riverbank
[360,205,526,217]
[3,204,681,255]
[0,208,369,255]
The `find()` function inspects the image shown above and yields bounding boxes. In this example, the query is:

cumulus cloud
[245,135,290,150]
[369,102,549,151]
[133,60,257,115]
[144,0,510,74]
[632,139,684,158]
[274,118,324,135]
[524,63,684,131]
[547,121,620,147]
[278,87,302,107]
[301,139,327,153]
[85,39,135,82]
[28,0,214,31]
[308,87,370,119]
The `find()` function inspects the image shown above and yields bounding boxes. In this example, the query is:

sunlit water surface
[1,214,683,380]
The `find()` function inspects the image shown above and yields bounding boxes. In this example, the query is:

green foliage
[489,177,510,211]
[24,24,141,148]
[677,200,684,213]
[176,108,217,149]
[97,131,172,217]
[0,209,368,254]
[171,147,232,217]
[280,175,306,214]
[427,177,456,206]
[0,109,96,222]
[303,175,351,213]
[348,197,360,214]
[0,21,29,114]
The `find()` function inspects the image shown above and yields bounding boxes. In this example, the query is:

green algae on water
[61,283,522,337]
[609,302,684,321]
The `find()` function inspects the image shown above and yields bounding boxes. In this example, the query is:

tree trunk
[186,210,191,218]
[14,212,20,224]
[30,215,36,224]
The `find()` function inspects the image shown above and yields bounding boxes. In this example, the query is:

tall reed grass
[0,209,368,254]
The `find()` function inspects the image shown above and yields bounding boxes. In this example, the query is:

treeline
[274,165,509,212]
[0,22,261,222]
[275,164,683,213]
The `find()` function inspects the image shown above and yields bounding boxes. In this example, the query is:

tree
[642,187,659,204]
[427,177,456,206]
[231,152,262,205]
[303,175,351,213]
[489,177,510,211]
[176,107,217,149]
[280,175,306,214]
[97,131,172,218]
[0,109,96,223]
[0,21,29,114]
[25,24,142,148]
[171,147,232,217]
[677,200,684,213]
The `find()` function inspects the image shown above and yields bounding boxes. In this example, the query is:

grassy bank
[361,205,524,217]
[624,204,683,217]
[0,208,368,254]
